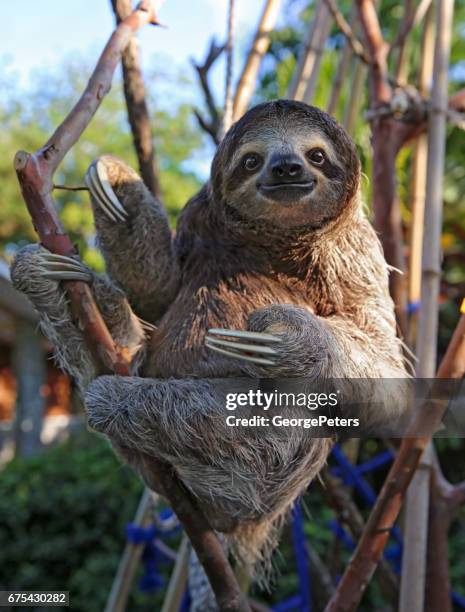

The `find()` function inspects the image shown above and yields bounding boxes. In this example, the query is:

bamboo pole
[288,1,331,101]
[105,489,156,612]
[222,0,236,135]
[407,4,435,347]
[399,1,455,611]
[232,0,282,121]
[326,6,357,116]
[161,535,190,612]
[302,3,333,104]
[343,55,366,135]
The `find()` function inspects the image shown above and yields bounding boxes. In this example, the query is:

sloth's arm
[206,303,406,379]
[85,156,180,323]
[10,244,146,392]
[205,303,409,427]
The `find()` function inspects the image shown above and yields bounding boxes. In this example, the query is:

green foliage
[0,57,202,271]
[0,432,185,611]
[0,433,144,611]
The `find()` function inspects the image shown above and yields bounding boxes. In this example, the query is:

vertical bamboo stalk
[232,0,282,121]
[288,1,331,101]
[302,3,333,104]
[408,4,435,347]
[326,7,356,116]
[161,536,190,612]
[343,56,367,135]
[399,2,455,611]
[222,0,236,135]
[105,489,156,612]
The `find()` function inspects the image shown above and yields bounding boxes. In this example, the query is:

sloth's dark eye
[243,154,261,171]
[307,149,326,166]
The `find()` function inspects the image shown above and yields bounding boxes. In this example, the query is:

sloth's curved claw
[205,328,281,366]
[39,252,93,283]
[138,317,157,338]
[85,159,128,223]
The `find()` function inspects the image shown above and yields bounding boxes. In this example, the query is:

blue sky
[1,1,273,177]
[2,0,266,101]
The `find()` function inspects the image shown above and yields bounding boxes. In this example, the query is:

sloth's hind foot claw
[85,159,128,223]
[205,328,281,366]
[40,252,93,283]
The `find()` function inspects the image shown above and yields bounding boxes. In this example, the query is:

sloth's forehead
[231,123,339,164]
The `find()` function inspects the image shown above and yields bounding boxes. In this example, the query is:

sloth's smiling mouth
[257,180,316,201]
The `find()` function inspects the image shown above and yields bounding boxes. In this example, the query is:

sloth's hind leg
[85,156,180,322]
[11,244,145,392]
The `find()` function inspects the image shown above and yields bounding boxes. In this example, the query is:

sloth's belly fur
[144,274,313,379]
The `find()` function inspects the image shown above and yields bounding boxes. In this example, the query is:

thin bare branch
[320,470,399,604]
[323,0,370,63]
[222,0,236,135]
[326,6,357,116]
[288,1,331,101]
[391,0,433,53]
[233,0,282,121]
[111,0,161,198]
[192,38,225,144]
[53,184,89,192]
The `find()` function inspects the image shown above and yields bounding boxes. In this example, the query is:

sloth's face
[213,101,360,230]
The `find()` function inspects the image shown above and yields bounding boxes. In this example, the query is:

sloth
[11,100,408,582]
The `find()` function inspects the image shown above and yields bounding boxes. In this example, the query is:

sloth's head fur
[211,99,360,231]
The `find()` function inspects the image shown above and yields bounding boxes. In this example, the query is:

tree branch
[111,0,161,198]
[233,0,282,121]
[14,5,250,610]
[320,469,399,605]
[323,0,370,64]
[356,0,391,104]
[192,38,225,145]
[390,0,433,54]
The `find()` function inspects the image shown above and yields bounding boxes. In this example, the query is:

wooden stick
[192,39,225,145]
[288,1,331,101]
[232,0,282,121]
[302,3,333,104]
[322,0,370,63]
[111,0,161,198]
[14,5,250,610]
[342,55,366,135]
[105,489,156,612]
[326,6,357,116]
[426,449,465,612]
[400,3,455,609]
[222,0,236,135]
[161,535,190,612]
[407,3,435,347]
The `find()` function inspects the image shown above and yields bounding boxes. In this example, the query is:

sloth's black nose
[270,154,304,182]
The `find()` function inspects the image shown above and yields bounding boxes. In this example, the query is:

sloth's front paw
[85,156,130,223]
[205,304,329,377]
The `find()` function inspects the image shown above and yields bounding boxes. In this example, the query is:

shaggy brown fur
[11,100,408,579]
